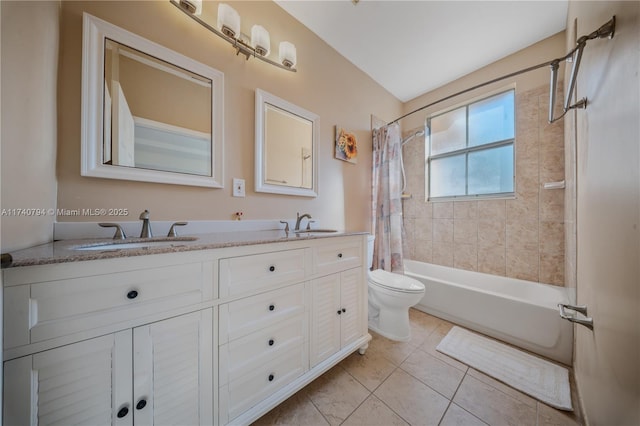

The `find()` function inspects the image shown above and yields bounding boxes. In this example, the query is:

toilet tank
[367,234,375,270]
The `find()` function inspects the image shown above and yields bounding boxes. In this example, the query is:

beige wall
[56,1,401,230]
[401,33,567,284]
[566,1,640,424]
[1,1,59,252]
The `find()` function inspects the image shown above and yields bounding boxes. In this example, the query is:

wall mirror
[255,89,318,197]
[81,13,224,187]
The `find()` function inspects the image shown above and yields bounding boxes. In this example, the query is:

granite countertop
[2,230,368,268]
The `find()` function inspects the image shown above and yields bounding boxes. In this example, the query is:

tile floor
[253,309,583,426]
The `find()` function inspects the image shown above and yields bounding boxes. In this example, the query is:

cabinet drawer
[221,343,306,423]
[219,313,307,385]
[312,238,362,275]
[219,249,307,297]
[219,283,306,344]
[5,263,206,347]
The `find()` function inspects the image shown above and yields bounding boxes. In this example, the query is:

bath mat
[436,326,572,411]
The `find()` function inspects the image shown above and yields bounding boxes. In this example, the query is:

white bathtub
[404,260,574,365]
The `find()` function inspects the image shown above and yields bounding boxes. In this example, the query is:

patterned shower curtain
[371,122,404,272]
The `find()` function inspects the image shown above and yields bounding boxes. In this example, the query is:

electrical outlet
[233,178,245,197]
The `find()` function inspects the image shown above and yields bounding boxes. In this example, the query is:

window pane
[430,154,466,198]
[468,144,514,195]
[468,91,514,147]
[430,107,466,155]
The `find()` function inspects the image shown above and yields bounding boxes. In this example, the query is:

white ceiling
[275,0,568,102]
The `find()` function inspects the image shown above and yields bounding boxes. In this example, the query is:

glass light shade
[251,25,271,57]
[180,0,202,15]
[279,41,297,68]
[217,3,240,38]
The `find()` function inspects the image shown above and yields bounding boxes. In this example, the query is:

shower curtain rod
[388,16,616,126]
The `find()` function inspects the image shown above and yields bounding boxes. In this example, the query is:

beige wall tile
[540,253,564,286]
[432,241,454,267]
[539,188,564,222]
[506,248,539,282]
[506,218,539,251]
[415,215,433,241]
[478,220,506,248]
[433,219,454,242]
[454,242,478,271]
[454,219,478,244]
[477,200,506,220]
[477,245,506,276]
[454,201,478,219]
[506,195,539,221]
[539,221,564,255]
[413,239,432,263]
[433,202,454,218]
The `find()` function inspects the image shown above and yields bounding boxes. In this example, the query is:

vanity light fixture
[172,0,297,72]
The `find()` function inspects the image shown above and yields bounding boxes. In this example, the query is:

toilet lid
[369,269,425,293]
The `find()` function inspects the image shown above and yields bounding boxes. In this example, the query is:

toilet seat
[369,269,425,293]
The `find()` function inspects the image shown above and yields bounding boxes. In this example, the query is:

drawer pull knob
[127,290,138,300]
[136,399,147,410]
[338,253,343,258]
[268,304,275,311]
[337,310,342,315]
[117,406,129,418]
[268,374,275,382]
[268,339,275,346]
[269,265,276,272]
[342,308,346,313]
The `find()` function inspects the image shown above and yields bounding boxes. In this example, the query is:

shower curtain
[371,122,404,272]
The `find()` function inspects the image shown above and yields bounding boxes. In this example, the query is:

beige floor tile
[368,331,417,366]
[466,368,537,409]
[439,403,488,426]
[537,403,582,426]
[453,375,537,426]
[339,348,397,392]
[374,369,450,426]
[342,395,409,426]
[252,389,328,426]
[420,323,468,371]
[306,365,370,426]
[400,349,466,399]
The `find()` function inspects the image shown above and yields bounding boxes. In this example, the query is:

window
[427,90,515,200]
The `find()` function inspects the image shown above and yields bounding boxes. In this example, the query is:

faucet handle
[167,222,188,237]
[279,221,290,233]
[99,223,127,240]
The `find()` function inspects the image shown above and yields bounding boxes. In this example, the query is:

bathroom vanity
[2,231,371,425]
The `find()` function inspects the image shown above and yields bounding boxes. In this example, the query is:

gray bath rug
[436,326,572,411]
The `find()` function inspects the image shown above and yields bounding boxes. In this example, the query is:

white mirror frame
[255,89,319,197]
[81,13,225,188]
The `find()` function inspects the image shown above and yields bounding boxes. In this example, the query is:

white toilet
[367,235,426,342]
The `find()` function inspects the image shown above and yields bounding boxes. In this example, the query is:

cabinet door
[340,268,363,348]
[133,309,213,426]
[310,274,341,367]
[3,331,132,426]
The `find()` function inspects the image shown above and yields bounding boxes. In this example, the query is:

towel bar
[558,303,594,330]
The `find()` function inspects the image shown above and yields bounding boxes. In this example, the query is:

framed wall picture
[335,126,358,164]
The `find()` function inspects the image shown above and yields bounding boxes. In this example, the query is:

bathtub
[404,260,574,365]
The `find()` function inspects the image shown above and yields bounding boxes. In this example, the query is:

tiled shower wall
[402,84,565,285]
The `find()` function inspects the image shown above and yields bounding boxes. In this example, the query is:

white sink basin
[73,237,198,251]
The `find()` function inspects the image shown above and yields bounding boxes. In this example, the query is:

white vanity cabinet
[4,310,213,426]
[3,233,371,426]
[2,251,215,426]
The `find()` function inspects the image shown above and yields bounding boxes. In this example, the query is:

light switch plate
[233,178,245,197]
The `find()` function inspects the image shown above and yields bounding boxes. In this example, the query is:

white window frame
[426,88,516,201]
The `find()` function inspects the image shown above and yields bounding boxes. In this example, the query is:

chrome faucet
[295,212,312,231]
[139,209,153,238]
